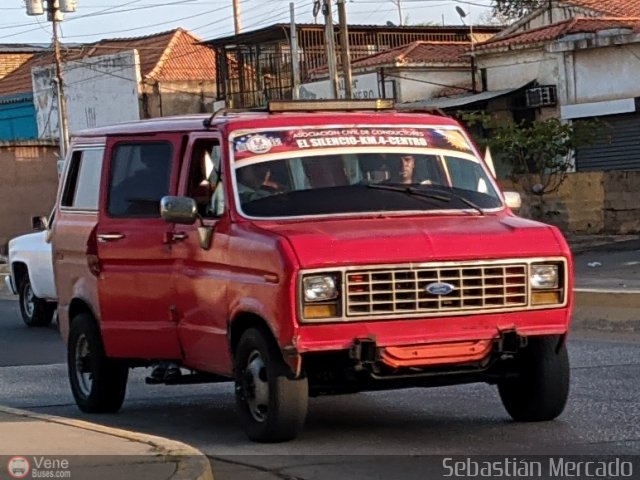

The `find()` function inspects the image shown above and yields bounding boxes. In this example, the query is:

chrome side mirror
[160,196,197,225]
[504,191,522,211]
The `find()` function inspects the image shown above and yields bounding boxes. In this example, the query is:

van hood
[263,214,568,268]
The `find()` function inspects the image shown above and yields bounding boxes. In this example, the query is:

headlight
[303,275,338,302]
[530,264,558,289]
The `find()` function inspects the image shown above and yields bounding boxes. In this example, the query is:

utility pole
[51,3,70,158]
[232,0,242,34]
[25,0,74,159]
[322,0,340,99]
[336,0,353,99]
[290,3,301,99]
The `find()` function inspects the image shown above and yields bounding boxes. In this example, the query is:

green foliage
[458,111,602,196]
[492,0,545,21]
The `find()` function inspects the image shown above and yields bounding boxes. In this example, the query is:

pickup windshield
[231,126,502,218]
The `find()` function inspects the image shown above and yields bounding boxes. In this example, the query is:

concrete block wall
[603,171,640,234]
[500,171,640,234]
[0,142,58,253]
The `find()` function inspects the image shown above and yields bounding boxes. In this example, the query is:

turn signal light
[303,304,338,319]
[532,291,561,305]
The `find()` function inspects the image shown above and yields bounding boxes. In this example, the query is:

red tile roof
[0,28,215,97]
[351,41,471,68]
[476,16,640,51]
[561,0,640,17]
[87,28,215,82]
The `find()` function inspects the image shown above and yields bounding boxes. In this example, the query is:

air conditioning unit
[526,85,557,108]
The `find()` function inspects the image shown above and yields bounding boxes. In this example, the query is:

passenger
[109,149,170,216]
[236,163,280,203]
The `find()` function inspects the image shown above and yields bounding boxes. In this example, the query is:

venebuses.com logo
[7,456,30,479]
[5,456,71,478]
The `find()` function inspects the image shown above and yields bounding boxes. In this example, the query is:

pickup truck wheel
[68,314,129,413]
[18,276,54,327]
[234,328,308,442]
[498,336,569,422]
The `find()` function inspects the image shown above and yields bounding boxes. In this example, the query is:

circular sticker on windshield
[245,135,273,154]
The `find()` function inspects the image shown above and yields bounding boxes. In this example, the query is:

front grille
[345,263,528,317]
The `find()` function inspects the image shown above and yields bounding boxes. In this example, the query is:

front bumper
[4,274,16,295]
[302,330,556,396]
[294,308,571,353]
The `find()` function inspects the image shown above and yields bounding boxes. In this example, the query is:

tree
[458,112,601,197]
[458,111,603,223]
[492,0,546,21]
[478,10,511,27]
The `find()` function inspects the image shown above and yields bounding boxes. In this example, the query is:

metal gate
[575,113,640,171]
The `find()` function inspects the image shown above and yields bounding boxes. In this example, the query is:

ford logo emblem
[425,282,456,295]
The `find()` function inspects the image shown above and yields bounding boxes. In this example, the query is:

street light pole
[25,0,73,159]
[51,4,70,158]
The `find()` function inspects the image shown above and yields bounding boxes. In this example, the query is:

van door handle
[97,233,125,243]
[171,232,188,241]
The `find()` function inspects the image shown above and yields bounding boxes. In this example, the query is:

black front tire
[18,276,54,327]
[498,335,570,422]
[234,327,308,442]
[68,313,129,413]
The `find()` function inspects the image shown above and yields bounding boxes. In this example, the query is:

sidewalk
[0,405,213,480]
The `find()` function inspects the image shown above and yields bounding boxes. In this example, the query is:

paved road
[574,239,640,290]
[1,299,639,479]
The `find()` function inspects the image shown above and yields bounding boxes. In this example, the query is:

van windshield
[231,126,502,218]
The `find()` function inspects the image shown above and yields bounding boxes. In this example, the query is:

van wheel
[498,335,570,422]
[234,328,308,442]
[18,276,54,327]
[68,313,129,413]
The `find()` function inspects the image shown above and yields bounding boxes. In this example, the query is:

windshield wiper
[444,190,485,215]
[366,183,485,215]
[366,183,450,202]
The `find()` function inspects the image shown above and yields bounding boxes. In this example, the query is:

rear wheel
[68,313,129,413]
[18,276,54,327]
[498,335,570,422]
[234,327,308,442]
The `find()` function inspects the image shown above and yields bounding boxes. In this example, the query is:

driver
[237,163,280,203]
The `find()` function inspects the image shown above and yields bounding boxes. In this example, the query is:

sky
[0,0,494,45]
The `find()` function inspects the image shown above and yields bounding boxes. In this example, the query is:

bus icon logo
[7,456,30,479]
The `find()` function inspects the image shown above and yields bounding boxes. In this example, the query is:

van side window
[61,148,104,210]
[108,142,172,217]
[186,139,223,217]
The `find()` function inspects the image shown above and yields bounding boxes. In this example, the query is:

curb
[0,405,213,480]
[573,288,640,331]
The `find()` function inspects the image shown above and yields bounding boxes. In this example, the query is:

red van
[52,100,572,442]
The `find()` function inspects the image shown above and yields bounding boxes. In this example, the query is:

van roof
[73,111,461,138]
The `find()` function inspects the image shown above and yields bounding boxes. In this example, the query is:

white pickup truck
[5,218,57,327]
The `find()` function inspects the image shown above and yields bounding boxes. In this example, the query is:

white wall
[572,44,640,104]
[395,68,472,103]
[32,50,142,139]
[300,72,393,100]
[477,49,559,91]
